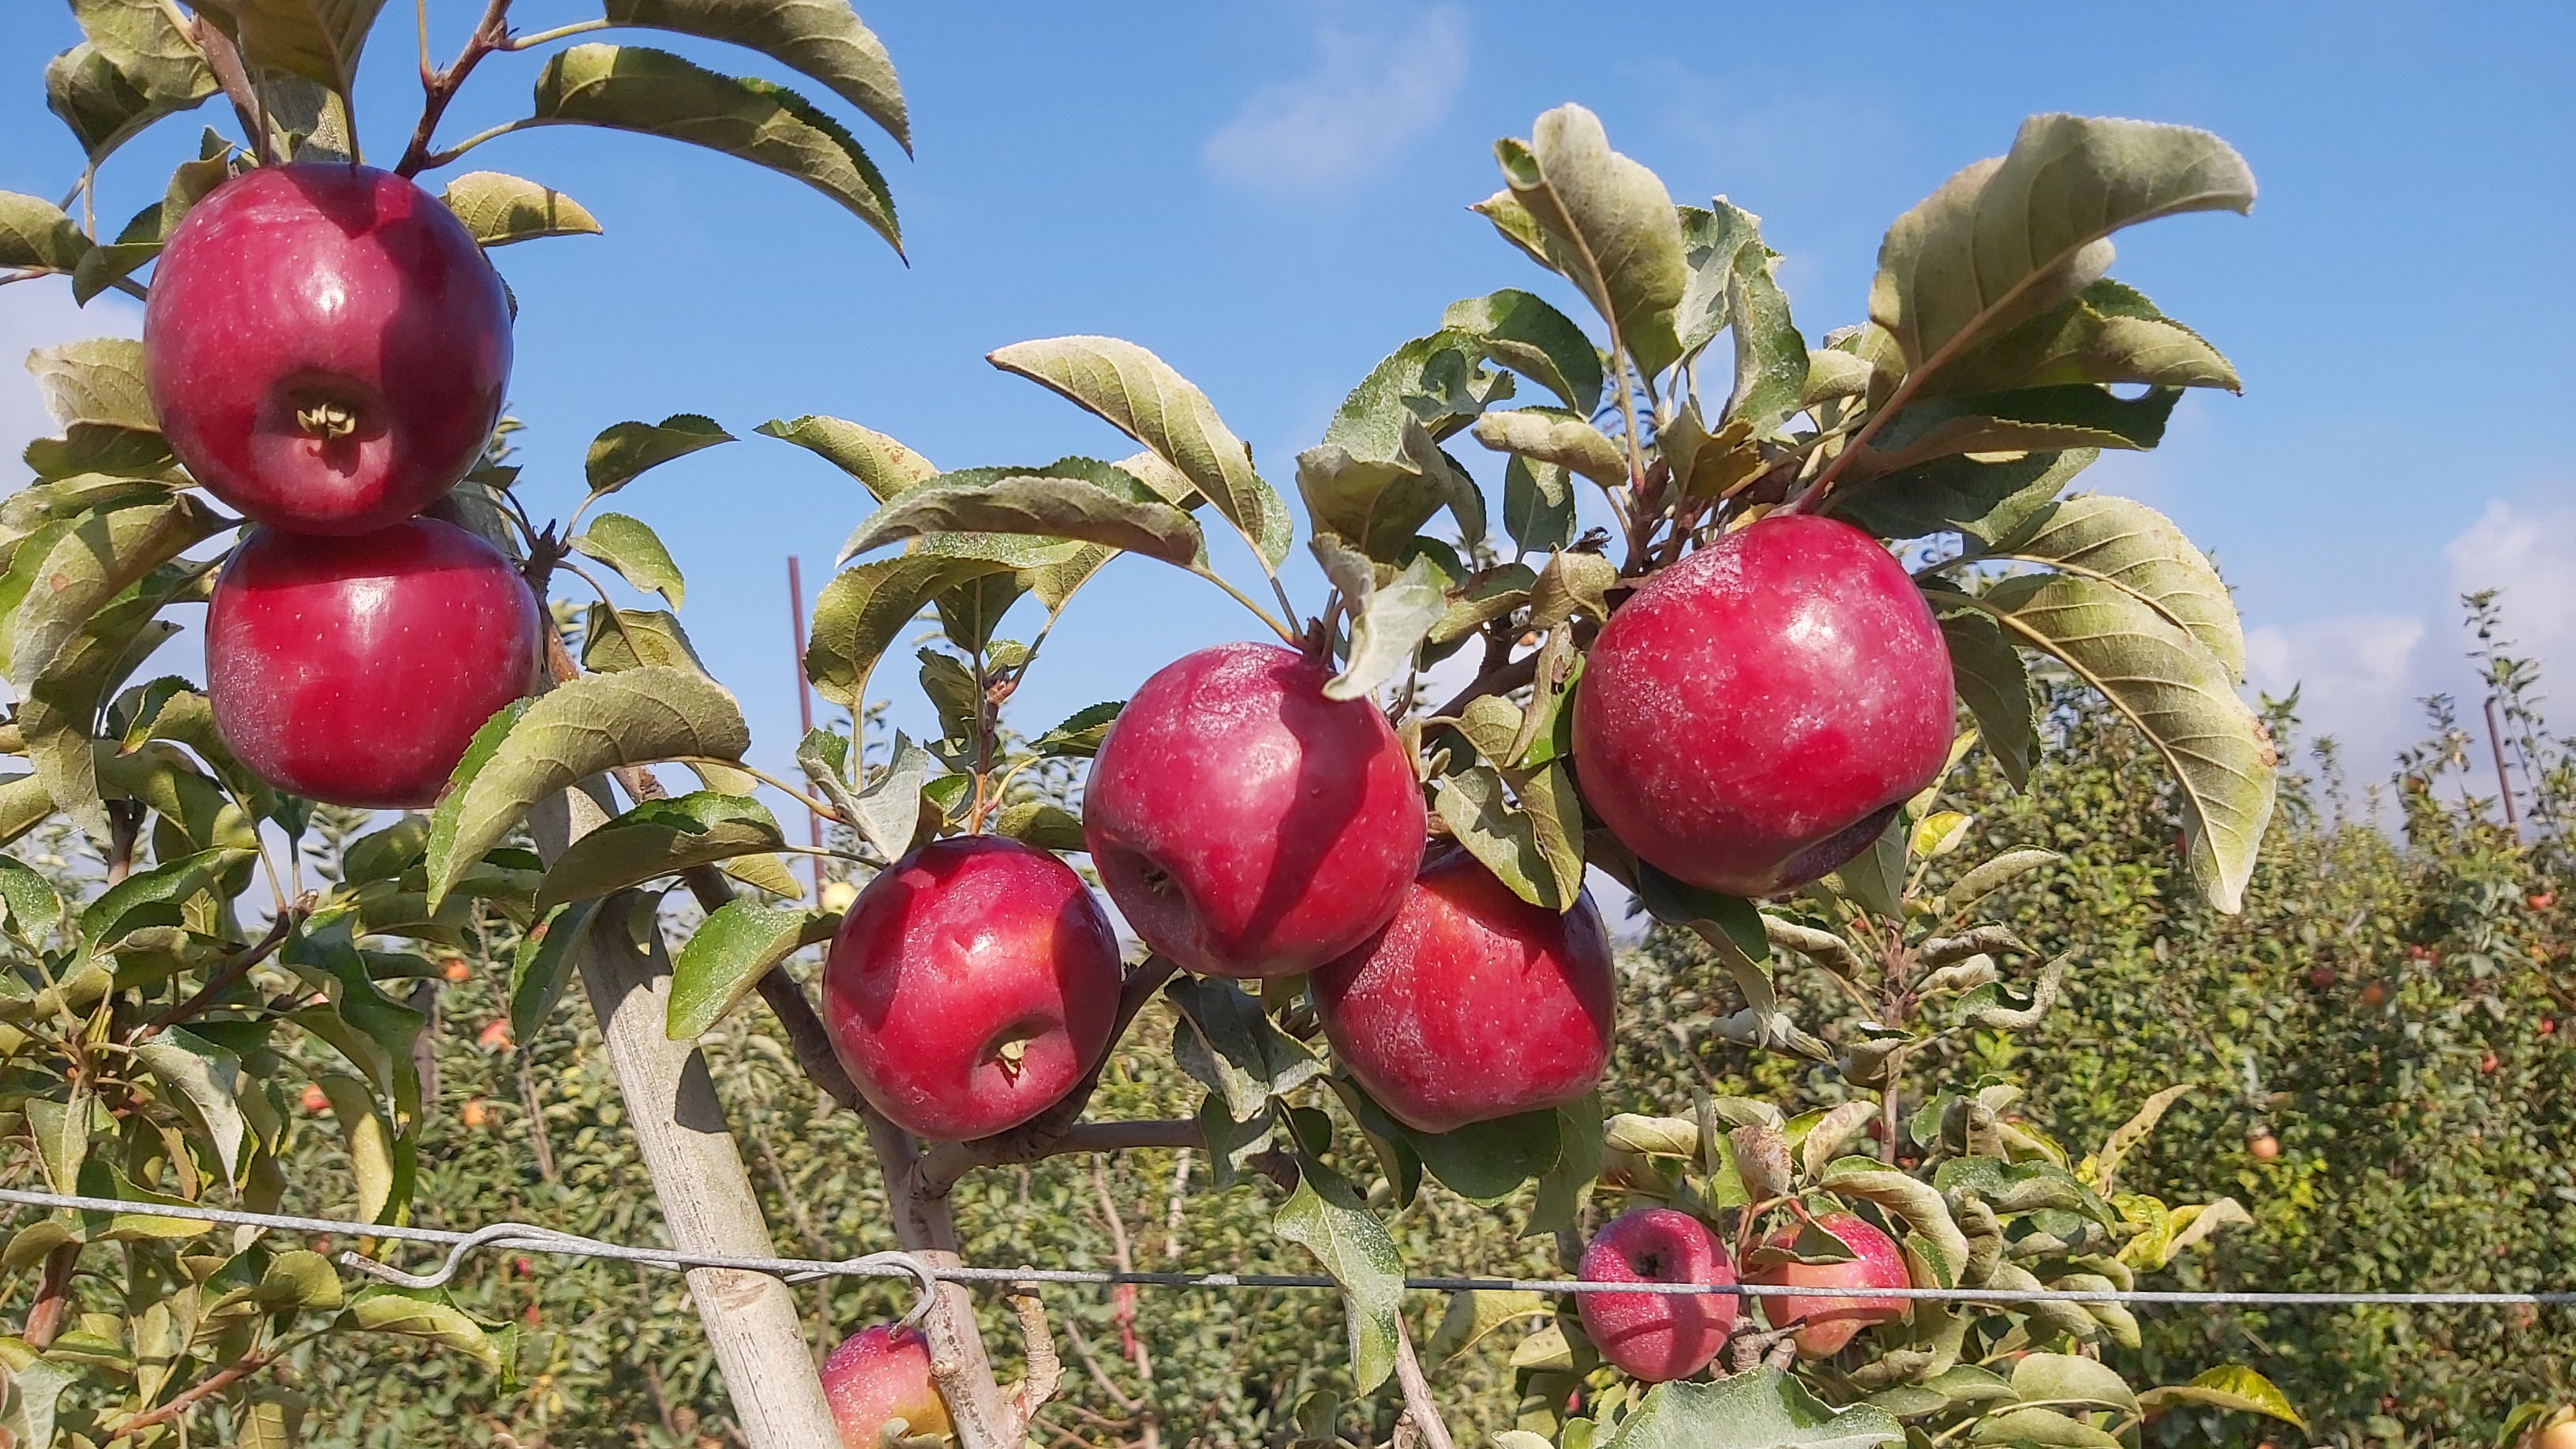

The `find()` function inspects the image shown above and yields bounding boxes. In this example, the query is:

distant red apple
[1576,1208,1737,1382]
[144,163,511,535]
[822,835,1121,1140]
[2481,1053,2500,1074]
[2531,893,2555,911]
[822,1324,951,1447]
[2248,1133,2280,1162]
[1311,851,1613,1133]
[207,519,541,809]
[1572,515,1951,897]
[2308,966,2336,990]
[1084,642,1425,978]
[1750,1211,1908,1358]
[2361,982,2388,1007]
[2542,1018,2556,1036]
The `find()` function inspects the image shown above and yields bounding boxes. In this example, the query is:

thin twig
[1388,1317,1457,1449]
[395,0,513,177]
[103,1344,290,1441]
[127,900,309,1045]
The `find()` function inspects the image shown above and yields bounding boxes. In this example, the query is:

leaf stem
[680,758,848,825]
[1185,566,1299,646]
[500,17,611,50]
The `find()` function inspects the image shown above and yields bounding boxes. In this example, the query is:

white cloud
[2243,612,2427,768]
[2445,497,2576,670]
[1,283,142,471]
[1202,6,1468,200]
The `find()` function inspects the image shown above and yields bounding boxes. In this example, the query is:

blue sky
[6,1,2574,811]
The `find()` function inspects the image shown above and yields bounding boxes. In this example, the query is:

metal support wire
[4,1186,2570,1310]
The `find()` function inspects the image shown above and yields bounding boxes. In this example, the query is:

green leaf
[531,43,899,253]
[237,1388,309,1449]
[1674,200,1758,360]
[2010,1354,2138,1415]
[1443,290,1602,414]
[994,800,1084,852]
[1484,104,1686,378]
[24,1093,94,1196]
[25,338,156,433]
[1870,114,2254,377]
[1503,455,1574,557]
[425,666,751,908]
[46,0,219,165]
[1632,863,1767,964]
[1604,1368,1903,1449]
[79,848,249,949]
[1297,331,1503,559]
[535,792,784,908]
[987,335,1291,571]
[511,897,607,1040]
[133,1027,249,1182]
[1433,766,1570,912]
[846,731,930,861]
[0,858,65,942]
[2134,1365,2305,1432]
[1972,575,2275,912]
[1471,408,1626,488]
[1937,608,2038,790]
[339,1287,500,1372]
[1165,975,1324,1120]
[601,0,908,152]
[1920,279,2238,399]
[24,425,176,482]
[667,900,836,1039]
[1272,1154,1403,1394]
[6,496,221,693]
[1030,701,1119,758]
[194,0,388,91]
[570,511,686,608]
[1831,448,2095,547]
[583,412,733,495]
[437,170,602,246]
[0,1338,77,1449]
[837,470,1201,567]
[1528,1091,1604,1235]
[582,605,709,676]
[1724,234,1807,430]
[1970,1409,2121,1449]
[1974,492,2243,682]
[804,554,1018,709]
[1845,387,2179,485]
[1425,1289,1549,1366]
[1826,815,1908,921]
[0,193,91,275]
[757,414,937,501]
[1324,548,1445,702]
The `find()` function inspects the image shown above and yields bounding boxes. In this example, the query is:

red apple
[1576,1208,1737,1382]
[822,1324,952,1447]
[144,163,511,535]
[1572,514,1951,897]
[206,519,541,808]
[2248,1133,2280,1162]
[1311,850,1613,1133]
[1750,1211,1908,1358]
[822,835,1121,1141]
[1084,642,1425,979]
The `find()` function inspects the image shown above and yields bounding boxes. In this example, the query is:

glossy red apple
[822,1324,952,1446]
[145,163,512,535]
[1311,850,1613,1133]
[1751,1211,1909,1357]
[1573,514,1951,897]
[822,835,1121,1141]
[1577,1208,1737,1382]
[206,518,541,809]
[1084,642,1425,979]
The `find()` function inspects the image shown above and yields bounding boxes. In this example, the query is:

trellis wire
[5,1185,2570,1320]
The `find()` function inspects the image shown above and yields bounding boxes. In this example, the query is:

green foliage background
[13,606,2553,1449]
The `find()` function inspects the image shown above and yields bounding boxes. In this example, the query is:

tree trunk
[529,783,839,1448]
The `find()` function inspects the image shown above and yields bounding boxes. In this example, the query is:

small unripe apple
[2248,1133,2280,1162]
[820,879,859,913]
[822,835,1122,1140]
[1084,642,1425,978]
[206,519,542,809]
[1312,851,1614,1133]
[1575,1208,1737,1382]
[823,1325,951,1447]
[1750,1211,1908,1358]
[144,163,512,534]
[1572,515,1951,897]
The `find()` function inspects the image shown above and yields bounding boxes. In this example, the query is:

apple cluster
[1575,1206,1910,1383]
[148,163,541,810]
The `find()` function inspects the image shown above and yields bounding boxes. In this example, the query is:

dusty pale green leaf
[1845,388,2177,485]
[602,0,908,152]
[1502,455,1574,556]
[26,338,155,433]
[315,1075,395,1223]
[438,170,602,246]
[194,0,387,91]
[1488,104,1685,378]
[0,1338,77,1449]
[25,1094,92,1196]
[1605,1368,1903,1449]
[340,1288,499,1372]
[1976,492,2242,682]
[1433,766,1565,911]
[1726,238,1807,429]
[23,425,177,483]
[425,666,750,908]
[6,496,219,693]
[2010,1354,2138,1414]
[583,412,733,495]
[1945,847,2062,915]
[1675,199,1758,358]
[133,1027,248,1182]
[0,857,64,942]
[844,731,929,860]
[987,336,1290,570]
[1429,563,1533,647]
[0,193,91,275]
[535,792,784,908]
[1870,114,2254,376]
[1936,608,2037,789]
[1442,290,1602,414]
[1527,549,1616,631]
[582,605,707,676]
[1298,330,1501,559]
[2134,1365,2305,1432]
[1970,1408,2121,1449]
[837,470,1201,567]
[1166,975,1323,1120]
[804,555,1019,709]
[533,43,899,253]
[1832,448,2095,547]
[1327,551,1444,702]
[758,414,937,501]
[1471,408,1626,488]
[47,0,219,164]
[1975,575,2275,912]
[570,511,686,608]
[1425,1290,1549,1366]
[667,900,836,1039]
[1272,1154,1403,1394]
[1923,279,2238,398]
[236,1387,308,1449]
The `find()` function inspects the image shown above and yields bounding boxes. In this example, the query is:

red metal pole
[788,557,825,893]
